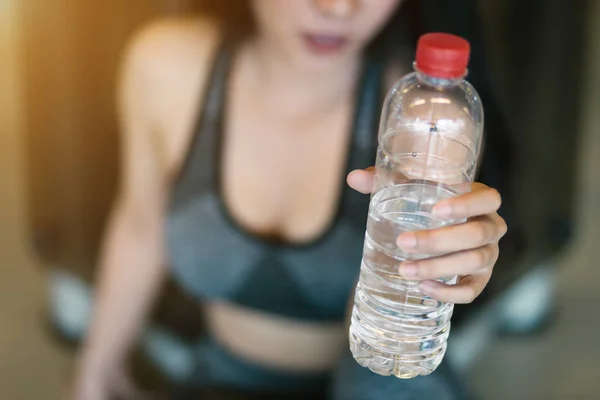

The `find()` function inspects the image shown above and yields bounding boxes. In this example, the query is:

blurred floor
[2,11,600,400]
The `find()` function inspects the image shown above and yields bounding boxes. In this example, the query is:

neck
[241,35,363,116]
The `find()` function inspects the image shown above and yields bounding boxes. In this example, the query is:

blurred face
[250,0,402,68]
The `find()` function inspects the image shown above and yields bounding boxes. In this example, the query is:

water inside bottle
[350,183,457,378]
[350,129,474,378]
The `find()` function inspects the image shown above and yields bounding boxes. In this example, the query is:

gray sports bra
[167,41,383,321]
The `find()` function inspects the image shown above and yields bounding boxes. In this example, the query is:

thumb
[347,167,375,194]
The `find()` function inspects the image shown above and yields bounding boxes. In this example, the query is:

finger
[432,183,502,220]
[397,215,506,255]
[419,273,491,304]
[398,243,498,280]
[347,167,375,194]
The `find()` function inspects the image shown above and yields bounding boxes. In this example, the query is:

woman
[74,0,508,398]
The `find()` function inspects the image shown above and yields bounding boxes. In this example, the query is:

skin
[72,1,507,398]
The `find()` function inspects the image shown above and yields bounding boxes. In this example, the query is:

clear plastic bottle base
[349,327,446,379]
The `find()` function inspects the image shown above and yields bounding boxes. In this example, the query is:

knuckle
[472,221,489,244]
[490,244,500,265]
[480,244,499,267]
[489,188,502,210]
[464,286,478,304]
[472,248,488,267]
[498,218,508,237]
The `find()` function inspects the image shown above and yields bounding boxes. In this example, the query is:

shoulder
[125,16,220,72]
[124,16,221,79]
[119,16,222,126]
[118,17,224,175]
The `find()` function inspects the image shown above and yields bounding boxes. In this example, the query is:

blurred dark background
[1,0,599,398]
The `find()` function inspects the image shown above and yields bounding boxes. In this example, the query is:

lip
[301,33,349,55]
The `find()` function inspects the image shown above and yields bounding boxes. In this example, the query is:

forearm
[77,199,166,381]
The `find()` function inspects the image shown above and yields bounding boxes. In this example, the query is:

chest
[220,86,355,244]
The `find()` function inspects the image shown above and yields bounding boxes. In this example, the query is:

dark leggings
[185,336,470,400]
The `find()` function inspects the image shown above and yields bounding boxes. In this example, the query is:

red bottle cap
[415,33,471,79]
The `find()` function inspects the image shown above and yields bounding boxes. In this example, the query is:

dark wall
[479,0,589,268]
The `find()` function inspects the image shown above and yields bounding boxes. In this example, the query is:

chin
[290,42,359,72]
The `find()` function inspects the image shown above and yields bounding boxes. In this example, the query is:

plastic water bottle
[349,33,484,378]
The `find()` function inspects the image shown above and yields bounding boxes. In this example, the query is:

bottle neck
[413,62,465,88]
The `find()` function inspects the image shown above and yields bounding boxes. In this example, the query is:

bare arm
[74,27,169,398]
[72,18,220,399]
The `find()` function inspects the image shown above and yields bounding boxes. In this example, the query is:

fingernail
[419,281,436,293]
[433,202,453,218]
[399,262,418,278]
[397,233,417,250]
